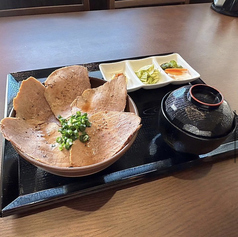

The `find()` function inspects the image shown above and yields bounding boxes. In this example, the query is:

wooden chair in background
[0,0,90,17]
[108,0,190,9]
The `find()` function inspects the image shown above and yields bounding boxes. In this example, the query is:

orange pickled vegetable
[165,68,188,75]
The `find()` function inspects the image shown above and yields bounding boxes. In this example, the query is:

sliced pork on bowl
[0,66,141,177]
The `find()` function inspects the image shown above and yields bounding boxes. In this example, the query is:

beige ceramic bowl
[12,77,139,177]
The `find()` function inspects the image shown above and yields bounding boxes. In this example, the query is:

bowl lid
[164,84,235,138]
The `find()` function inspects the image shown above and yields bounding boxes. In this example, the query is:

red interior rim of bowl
[188,84,224,110]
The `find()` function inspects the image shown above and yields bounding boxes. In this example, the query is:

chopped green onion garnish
[56,111,91,150]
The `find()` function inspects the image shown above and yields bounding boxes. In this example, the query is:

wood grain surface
[0,3,238,236]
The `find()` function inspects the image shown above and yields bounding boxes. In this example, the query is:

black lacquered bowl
[158,84,237,155]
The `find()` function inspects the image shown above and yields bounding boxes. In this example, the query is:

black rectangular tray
[1,54,237,217]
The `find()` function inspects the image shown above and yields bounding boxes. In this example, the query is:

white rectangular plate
[99,53,200,92]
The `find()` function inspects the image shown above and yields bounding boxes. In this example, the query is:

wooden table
[1,3,238,236]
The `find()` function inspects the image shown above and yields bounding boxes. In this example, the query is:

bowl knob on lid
[187,84,224,110]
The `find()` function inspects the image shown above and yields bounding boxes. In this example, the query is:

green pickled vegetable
[56,111,91,150]
[135,64,160,84]
[160,60,183,70]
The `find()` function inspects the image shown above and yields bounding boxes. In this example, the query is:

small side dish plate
[99,53,200,92]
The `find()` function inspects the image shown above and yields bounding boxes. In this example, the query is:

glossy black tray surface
[1,55,237,217]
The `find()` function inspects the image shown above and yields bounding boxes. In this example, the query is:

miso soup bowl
[158,84,236,155]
